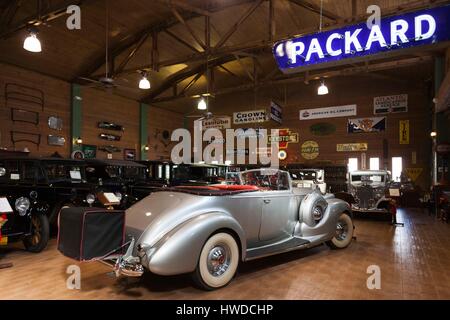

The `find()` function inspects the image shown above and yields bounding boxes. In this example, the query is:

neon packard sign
[273,5,450,73]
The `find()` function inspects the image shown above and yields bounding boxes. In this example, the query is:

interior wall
[0,62,71,157]
[198,70,432,190]
[0,63,184,161]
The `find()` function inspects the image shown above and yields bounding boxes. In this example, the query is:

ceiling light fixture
[430,131,437,137]
[23,28,42,53]
[197,97,207,110]
[317,79,329,95]
[139,73,151,90]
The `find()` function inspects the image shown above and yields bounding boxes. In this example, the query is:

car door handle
[263,199,271,204]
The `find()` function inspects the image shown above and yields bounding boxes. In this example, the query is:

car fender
[146,212,246,276]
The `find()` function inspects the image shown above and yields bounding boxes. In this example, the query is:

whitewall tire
[326,212,354,249]
[193,232,239,290]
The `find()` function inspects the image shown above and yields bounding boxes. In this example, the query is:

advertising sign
[301,141,319,160]
[273,6,450,73]
[310,122,336,136]
[268,129,299,149]
[405,168,423,182]
[300,104,357,120]
[399,120,410,144]
[374,94,408,114]
[202,116,231,130]
[348,117,386,133]
[270,101,283,124]
[337,143,368,152]
[233,110,267,124]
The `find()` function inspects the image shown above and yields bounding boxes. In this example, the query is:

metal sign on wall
[348,117,386,133]
[272,6,450,73]
[270,101,283,124]
[374,94,408,114]
[399,120,410,144]
[300,104,357,120]
[337,143,368,152]
[201,116,231,130]
[233,110,267,124]
[268,129,299,149]
[301,141,319,160]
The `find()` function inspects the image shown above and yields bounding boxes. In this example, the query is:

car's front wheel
[326,212,354,249]
[193,232,239,290]
[23,214,49,253]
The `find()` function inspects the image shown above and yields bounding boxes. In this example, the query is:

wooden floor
[1,208,450,300]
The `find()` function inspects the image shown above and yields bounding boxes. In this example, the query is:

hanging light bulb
[23,28,42,53]
[198,97,207,110]
[317,79,329,95]
[139,72,151,90]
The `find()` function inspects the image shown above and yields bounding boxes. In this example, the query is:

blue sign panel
[273,5,450,73]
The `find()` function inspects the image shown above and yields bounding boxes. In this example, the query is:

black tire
[23,214,49,253]
[192,232,239,291]
[326,212,354,249]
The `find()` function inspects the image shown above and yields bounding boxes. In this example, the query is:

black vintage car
[171,163,226,186]
[0,158,99,252]
[85,159,155,207]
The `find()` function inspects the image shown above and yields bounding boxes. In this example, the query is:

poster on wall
[336,143,368,152]
[82,145,97,159]
[347,117,386,133]
[233,110,267,124]
[399,120,410,144]
[301,141,319,160]
[299,104,357,120]
[270,101,283,124]
[374,94,408,114]
[202,116,231,130]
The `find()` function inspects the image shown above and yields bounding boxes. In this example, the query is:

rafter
[171,6,206,50]
[154,0,211,16]
[288,0,340,22]
[114,32,150,76]
[0,0,84,39]
[165,29,201,52]
[214,0,263,49]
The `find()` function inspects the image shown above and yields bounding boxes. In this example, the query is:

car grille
[355,185,374,209]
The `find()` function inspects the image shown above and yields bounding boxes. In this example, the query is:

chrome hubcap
[207,245,231,277]
[335,219,348,241]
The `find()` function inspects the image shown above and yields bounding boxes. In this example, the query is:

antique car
[60,168,354,290]
[0,157,102,251]
[85,159,151,207]
[288,168,327,194]
[337,170,398,217]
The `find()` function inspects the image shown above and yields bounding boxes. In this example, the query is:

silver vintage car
[105,169,354,290]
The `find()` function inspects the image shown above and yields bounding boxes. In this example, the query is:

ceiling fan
[78,0,140,94]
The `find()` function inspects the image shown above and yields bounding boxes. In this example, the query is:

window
[348,158,358,172]
[370,158,380,170]
[392,157,403,182]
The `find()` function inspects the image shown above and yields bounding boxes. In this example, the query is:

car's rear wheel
[192,232,239,290]
[326,212,354,249]
[23,214,49,253]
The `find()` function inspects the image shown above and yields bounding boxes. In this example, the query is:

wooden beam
[269,0,276,41]
[165,29,200,52]
[214,0,263,49]
[151,56,432,103]
[114,33,150,76]
[0,0,22,32]
[0,0,84,39]
[288,0,340,22]
[151,31,159,72]
[180,72,204,96]
[234,54,254,81]
[154,0,211,16]
[171,7,206,50]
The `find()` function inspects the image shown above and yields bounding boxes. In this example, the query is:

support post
[71,84,82,153]
[140,103,149,160]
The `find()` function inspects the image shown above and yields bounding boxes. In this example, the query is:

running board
[245,237,310,261]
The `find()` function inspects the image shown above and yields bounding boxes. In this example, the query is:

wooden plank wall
[0,63,71,157]
[0,63,184,160]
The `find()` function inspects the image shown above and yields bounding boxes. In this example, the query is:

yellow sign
[399,120,410,144]
[336,143,368,152]
[0,236,7,246]
[301,141,319,160]
[405,168,423,182]
[0,215,7,246]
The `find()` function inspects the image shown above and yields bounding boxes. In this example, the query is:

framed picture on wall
[124,148,136,161]
[82,144,97,159]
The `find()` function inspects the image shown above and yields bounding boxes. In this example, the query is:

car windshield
[123,166,146,180]
[290,170,317,180]
[172,165,218,181]
[351,174,385,183]
[45,163,84,182]
[240,169,290,190]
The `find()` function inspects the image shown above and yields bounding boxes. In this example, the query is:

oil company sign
[233,110,267,124]
[300,104,357,120]
[268,129,299,149]
[273,6,450,73]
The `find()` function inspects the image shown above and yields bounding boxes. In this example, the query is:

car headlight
[312,205,324,221]
[114,192,123,201]
[86,193,96,205]
[15,197,30,216]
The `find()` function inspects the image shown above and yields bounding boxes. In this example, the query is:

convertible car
[59,169,354,290]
